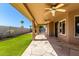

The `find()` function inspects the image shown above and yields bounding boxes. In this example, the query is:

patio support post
[32,20,36,40]
[36,25,39,34]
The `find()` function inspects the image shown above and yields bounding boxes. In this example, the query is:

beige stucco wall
[47,22,55,36]
[57,13,69,43]
[47,10,79,44]
[68,10,79,44]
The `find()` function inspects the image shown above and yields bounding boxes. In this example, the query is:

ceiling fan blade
[56,9,66,12]
[55,4,64,9]
[45,8,52,11]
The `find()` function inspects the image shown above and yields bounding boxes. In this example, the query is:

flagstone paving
[22,34,79,56]
[22,34,57,56]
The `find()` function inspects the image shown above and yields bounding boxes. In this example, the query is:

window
[75,16,79,37]
[59,19,66,35]
[62,21,65,34]
[59,22,62,33]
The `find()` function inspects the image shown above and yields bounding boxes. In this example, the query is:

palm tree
[29,25,32,32]
[30,25,32,29]
[20,20,24,28]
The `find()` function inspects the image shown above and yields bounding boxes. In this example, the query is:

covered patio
[22,33,79,56]
[11,3,79,56]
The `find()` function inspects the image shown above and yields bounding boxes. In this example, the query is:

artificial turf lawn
[0,33,32,56]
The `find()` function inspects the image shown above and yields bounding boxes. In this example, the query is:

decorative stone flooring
[22,34,57,56]
[22,41,57,56]
[22,34,79,56]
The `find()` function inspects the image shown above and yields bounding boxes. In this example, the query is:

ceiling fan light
[51,10,56,16]
[52,13,55,16]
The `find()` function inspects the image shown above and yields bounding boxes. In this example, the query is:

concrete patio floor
[22,34,79,56]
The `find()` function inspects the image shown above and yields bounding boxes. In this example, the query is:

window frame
[74,15,79,38]
[58,19,66,36]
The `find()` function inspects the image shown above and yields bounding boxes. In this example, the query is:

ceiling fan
[45,3,66,16]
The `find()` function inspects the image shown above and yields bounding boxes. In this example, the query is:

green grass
[0,33,32,56]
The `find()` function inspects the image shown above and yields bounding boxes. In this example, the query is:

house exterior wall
[58,13,69,43]
[47,10,79,44]
[47,22,55,36]
[57,13,69,43]
[68,10,79,44]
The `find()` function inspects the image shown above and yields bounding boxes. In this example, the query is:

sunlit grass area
[0,33,32,56]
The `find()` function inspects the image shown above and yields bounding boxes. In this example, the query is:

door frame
[55,21,58,37]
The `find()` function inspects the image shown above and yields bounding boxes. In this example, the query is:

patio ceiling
[11,3,79,25]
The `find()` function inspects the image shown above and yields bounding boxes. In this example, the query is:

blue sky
[0,3,32,28]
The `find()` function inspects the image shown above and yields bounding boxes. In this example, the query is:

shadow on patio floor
[47,36,79,56]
